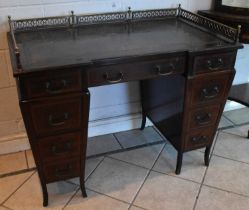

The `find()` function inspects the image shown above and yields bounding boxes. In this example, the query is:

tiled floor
[1,109,249,210]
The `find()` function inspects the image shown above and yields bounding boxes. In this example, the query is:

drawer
[89,55,186,86]
[30,97,82,136]
[43,158,80,183]
[185,127,214,150]
[19,70,82,99]
[190,72,231,106]
[193,52,236,74]
[188,105,220,129]
[38,132,81,163]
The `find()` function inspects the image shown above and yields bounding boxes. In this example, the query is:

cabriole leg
[41,182,48,207]
[175,152,183,175]
[205,146,211,166]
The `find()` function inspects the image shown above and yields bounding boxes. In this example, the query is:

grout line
[1,171,36,206]
[127,144,167,210]
[192,130,220,210]
[85,157,106,182]
[212,153,249,165]
[85,188,131,205]
[202,184,249,199]
[112,133,124,149]
[86,140,165,159]
[1,205,14,210]
[222,114,236,126]
[62,187,80,210]
[0,168,36,179]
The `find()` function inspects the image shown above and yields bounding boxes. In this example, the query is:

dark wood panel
[38,132,81,163]
[19,69,82,99]
[184,126,214,150]
[43,157,80,183]
[190,71,232,106]
[27,96,83,137]
[187,105,221,130]
[193,51,236,74]
[89,55,186,87]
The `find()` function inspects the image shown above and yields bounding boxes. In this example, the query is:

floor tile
[195,185,249,210]
[109,144,164,169]
[26,150,36,168]
[64,189,129,210]
[0,152,27,175]
[204,156,249,196]
[69,157,104,185]
[153,144,206,183]
[114,127,163,148]
[86,157,149,203]
[129,206,145,210]
[214,132,249,163]
[87,134,122,156]
[0,171,33,204]
[134,171,200,210]
[0,206,10,210]
[218,116,234,129]
[223,124,249,137]
[4,173,78,210]
[224,108,249,125]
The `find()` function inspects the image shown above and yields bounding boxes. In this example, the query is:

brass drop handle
[104,72,123,83]
[201,86,219,100]
[155,63,175,76]
[51,141,73,155]
[45,79,67,94]
[48,112,69,126]
[192,136,208,143]
[55,165,72,177]
[195,113,212,125]
[207,58,223,71]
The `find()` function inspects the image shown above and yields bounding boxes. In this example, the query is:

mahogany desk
[7,7,242,206]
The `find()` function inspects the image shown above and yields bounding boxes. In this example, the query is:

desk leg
[41,181,48,207]
[204,146,211,166]
[80,90,90,198]
[140,81,146,130]
[175,151,183,175]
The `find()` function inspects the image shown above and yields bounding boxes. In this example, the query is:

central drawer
[89,55,186,86]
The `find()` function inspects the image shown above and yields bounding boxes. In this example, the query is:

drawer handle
[48,112,69,127]
[55,165,72,177]
[195,113,212,125]
[45,79,67,94]
[192,136,208,143]
[155,64,175,76]
[51,141,73,155]
[104,72,123,83]
[207,58,223,71]
[201,86,219,100]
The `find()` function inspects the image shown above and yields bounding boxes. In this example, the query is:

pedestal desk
[7,6,242,206]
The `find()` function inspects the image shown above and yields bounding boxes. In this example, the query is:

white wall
[7,0,247,155]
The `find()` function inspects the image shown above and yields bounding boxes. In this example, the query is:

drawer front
[190,73,231,106]
[43,158,80,183]
[89,56,186,86]
[193,52,236,74]
[30,98,82,136]
[38,132,81,163]
[188,105,220,129]
[20,70,82,99]
[185,127,214,150]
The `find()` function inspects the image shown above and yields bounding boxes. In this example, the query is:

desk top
[8,7,242,75]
